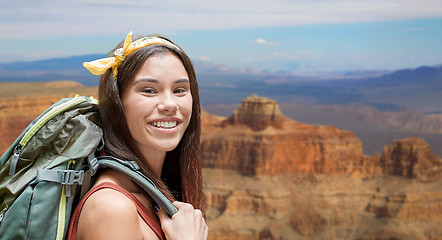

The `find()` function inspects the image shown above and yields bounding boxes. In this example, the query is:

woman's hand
[157,201,208,240]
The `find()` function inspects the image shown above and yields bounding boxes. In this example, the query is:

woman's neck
[138,148,166,178]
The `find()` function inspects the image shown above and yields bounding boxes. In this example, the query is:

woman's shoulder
[83,184,138,214]
[77,185,143,239]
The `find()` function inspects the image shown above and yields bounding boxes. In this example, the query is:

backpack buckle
[59,170,84,185]
[36,169,84,185]
[88,154,99,176]
[59,170,84,197]
[36,169,84,197]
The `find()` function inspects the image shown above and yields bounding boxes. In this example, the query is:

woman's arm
[157,201,208,240]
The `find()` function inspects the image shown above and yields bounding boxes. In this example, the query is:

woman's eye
[174,88,188,94]
[142,88,156,94]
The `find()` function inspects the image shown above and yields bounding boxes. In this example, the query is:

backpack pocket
[0,181,75,240]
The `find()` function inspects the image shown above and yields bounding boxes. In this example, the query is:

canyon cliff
[1,82,441,239]
[202,95,363,176]
[201,95,442,240]
[380,137,442,179]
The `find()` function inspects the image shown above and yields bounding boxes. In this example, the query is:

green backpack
[0,95,177,240]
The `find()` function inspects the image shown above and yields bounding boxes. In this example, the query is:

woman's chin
[155,141,180,153]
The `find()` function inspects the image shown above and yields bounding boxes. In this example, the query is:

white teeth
[151,121,177,128]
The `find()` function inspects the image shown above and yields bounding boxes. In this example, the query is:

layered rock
[204,170,442,240]
[222,95,286,131]
[202,95,364,175]
[202,95,442,179]
[366,191,442,221]
[380,137,442,179]
[203,169,293,240]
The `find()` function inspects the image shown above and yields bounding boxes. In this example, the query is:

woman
[67,32,207,240]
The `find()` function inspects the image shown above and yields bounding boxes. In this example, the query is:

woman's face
[122,52,192,158]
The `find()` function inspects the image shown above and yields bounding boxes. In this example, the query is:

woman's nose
[157,94,179,112]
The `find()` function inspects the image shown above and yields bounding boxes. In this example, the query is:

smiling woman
[67,32,207,240]
[122,53,193,177]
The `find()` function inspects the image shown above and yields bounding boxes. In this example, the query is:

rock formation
[222,94,286,131]
[202,95,364,175]
[202,95,442,180]
[380,137,442,179]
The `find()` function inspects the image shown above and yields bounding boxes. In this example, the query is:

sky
[0,0,442,73]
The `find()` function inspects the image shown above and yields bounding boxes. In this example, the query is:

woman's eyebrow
[133,78,189,85]
[175,79,190,83]
[134,78,158,85]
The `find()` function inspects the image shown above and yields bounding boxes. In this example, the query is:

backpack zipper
[9,96,88,176]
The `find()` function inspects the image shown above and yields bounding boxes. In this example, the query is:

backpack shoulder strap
[92,156,178,217]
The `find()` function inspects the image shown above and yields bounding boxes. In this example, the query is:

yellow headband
[83,31,180,80]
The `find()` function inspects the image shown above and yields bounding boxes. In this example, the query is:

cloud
[198,56,211,62]
[252,38,279,45]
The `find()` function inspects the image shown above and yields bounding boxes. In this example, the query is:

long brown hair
[97,34,204,214]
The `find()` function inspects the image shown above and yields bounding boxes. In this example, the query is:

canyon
[201,95,442,240]
[1,81,442,239]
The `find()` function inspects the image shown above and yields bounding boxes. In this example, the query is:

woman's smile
[150,121,178,129]
[149,117,182,129]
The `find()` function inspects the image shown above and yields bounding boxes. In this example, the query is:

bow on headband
[83,31,180,80]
